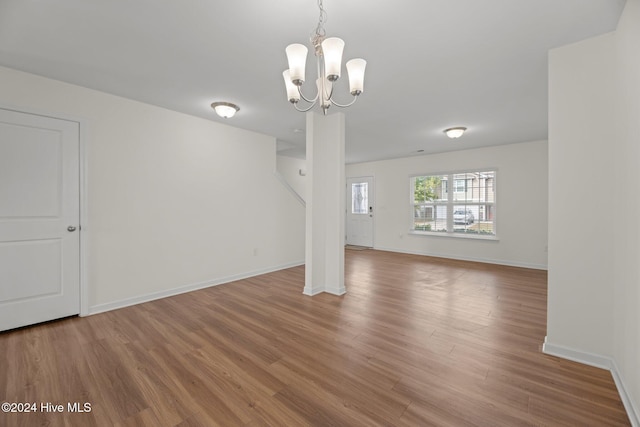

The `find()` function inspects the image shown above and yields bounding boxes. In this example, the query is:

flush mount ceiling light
[444,127,467,139]
[211,102,239,118]
[282,0,366,115]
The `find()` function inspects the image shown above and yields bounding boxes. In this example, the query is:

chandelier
[282,0,366,115]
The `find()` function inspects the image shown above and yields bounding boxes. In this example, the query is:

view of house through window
[411,171,496,236]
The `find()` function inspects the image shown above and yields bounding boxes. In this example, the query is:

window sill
[408,230,499,241]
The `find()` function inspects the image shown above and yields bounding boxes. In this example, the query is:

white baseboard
[325,286,346,296]
[87,260,304,315]
[303,284,346,296]
[303,286,324,296]
[610,359,640,427]
[374,245,548,270]
[543,337,639,427]
[542,338,612,370]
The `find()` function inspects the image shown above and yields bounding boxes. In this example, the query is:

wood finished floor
[0,249,630,426]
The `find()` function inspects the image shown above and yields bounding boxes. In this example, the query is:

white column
[304,111,346,296]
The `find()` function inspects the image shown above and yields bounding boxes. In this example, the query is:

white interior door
[0,108,80,331]
[346,176,374,247]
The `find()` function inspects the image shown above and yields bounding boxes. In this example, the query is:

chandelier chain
[311,0,328,53]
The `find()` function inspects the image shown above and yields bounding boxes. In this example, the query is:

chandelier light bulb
[285,44,308,85]
[346,58,366,95]
[321,37,345,81]
[283,70,300,103]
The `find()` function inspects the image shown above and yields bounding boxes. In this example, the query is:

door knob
[67,226,77,232]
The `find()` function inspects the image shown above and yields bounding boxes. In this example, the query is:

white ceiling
[0,0,626,163]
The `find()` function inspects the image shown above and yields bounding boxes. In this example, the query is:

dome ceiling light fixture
[444,127,467,139]
[282,0,367,115]
[211,102,240,118]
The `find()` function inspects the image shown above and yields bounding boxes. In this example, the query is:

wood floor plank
[0,249,630,426]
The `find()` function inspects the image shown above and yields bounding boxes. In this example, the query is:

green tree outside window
[414,176,442,203]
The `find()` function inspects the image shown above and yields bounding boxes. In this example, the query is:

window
[351,182,368,214]
[412,174,447,232]
[411,170,496,237]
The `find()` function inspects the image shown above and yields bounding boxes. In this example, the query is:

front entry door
[0,108,80,331]
[346,176,374,247]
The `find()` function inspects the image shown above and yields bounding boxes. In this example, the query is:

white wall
[547,0,640,421]
[547,33,615,357]
[276,154,306,201]
[0,66,305,312]
[346,140,548,269]
[613,0,640,420]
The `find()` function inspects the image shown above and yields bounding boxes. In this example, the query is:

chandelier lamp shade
[283,0,366,115]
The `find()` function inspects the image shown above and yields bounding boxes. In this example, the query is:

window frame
[409,169,498,240]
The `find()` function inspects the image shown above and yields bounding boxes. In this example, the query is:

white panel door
[346,176,374,247]
[0,108,80,331]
